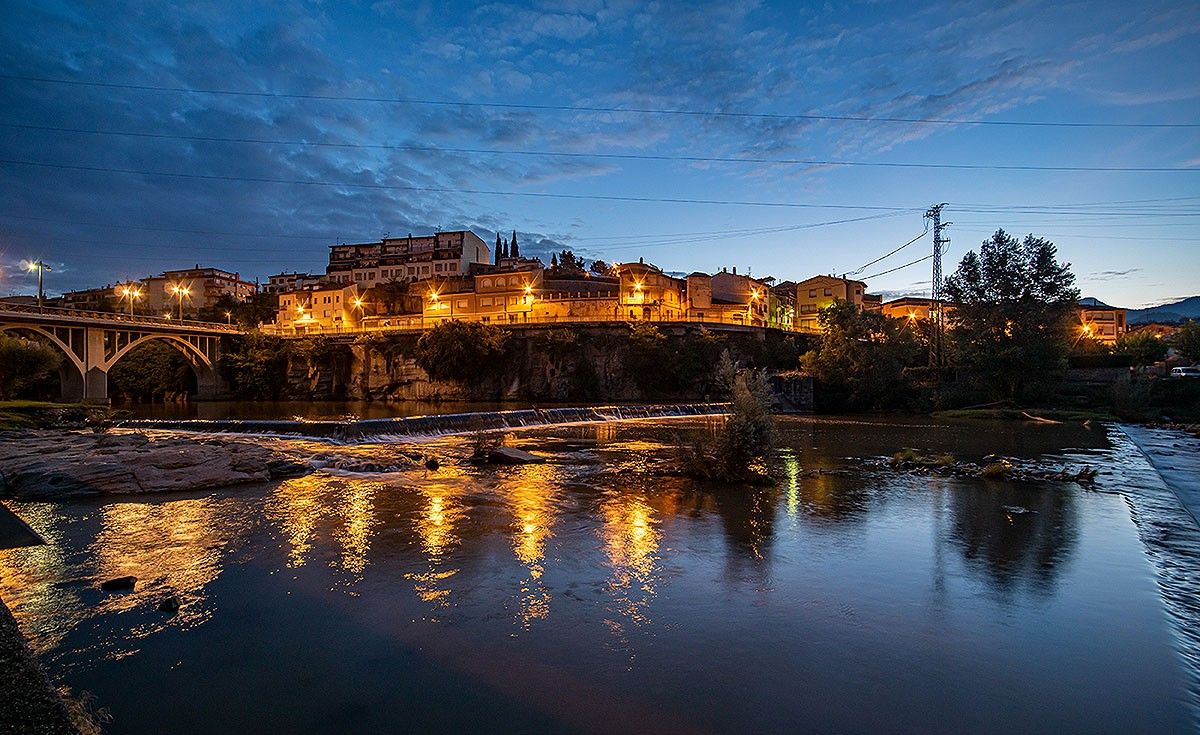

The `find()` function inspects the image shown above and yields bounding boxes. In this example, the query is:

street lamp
[224,310,233,325]
[169,283,191,321]
[117,284,142,316]
[25,259,52,309]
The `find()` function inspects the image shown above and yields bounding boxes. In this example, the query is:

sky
[0,0,1197,308]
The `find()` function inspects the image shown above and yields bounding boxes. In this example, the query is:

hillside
[1127,296,1200,324]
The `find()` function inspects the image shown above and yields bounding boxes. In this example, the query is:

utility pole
[924,204,950,367]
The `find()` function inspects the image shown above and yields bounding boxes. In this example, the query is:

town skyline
[2,0,1198,308]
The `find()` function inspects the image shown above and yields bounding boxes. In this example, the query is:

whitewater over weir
[115,402,730,440]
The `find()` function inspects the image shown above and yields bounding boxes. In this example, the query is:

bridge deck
[0,303,240,334]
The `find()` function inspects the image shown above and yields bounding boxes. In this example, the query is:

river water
[1,415,1197,734]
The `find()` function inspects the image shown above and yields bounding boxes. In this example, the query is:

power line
[0,158,923,211]
[3,73,1196,129]
[844,224,929,276]
[862,253,935,280]
[3,122,1196,173]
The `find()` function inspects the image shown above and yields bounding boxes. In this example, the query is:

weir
[116,402,730,440]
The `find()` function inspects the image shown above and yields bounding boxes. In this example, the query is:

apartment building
[787,275,868,331]
[1078,297,1128,345]
[326,231,491,286]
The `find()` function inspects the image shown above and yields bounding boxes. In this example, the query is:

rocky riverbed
[0,430,311,499]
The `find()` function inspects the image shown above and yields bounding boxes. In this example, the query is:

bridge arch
[0,323,88,400]
[102,333,221,401]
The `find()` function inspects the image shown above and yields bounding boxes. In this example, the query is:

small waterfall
[116,403,729,441]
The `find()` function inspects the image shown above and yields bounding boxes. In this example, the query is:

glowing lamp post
[25,259,52,310]
[117,284,142,316]
[169,283,191,321]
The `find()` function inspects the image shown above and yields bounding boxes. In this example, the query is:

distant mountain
[1127,296,1200,324]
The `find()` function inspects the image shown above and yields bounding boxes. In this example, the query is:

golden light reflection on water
[0,503,87,653]
[407,477,471,606]
[91,496,250,639]
[503,465,563,627]
[599,492,661,628]
[267,474,382,579]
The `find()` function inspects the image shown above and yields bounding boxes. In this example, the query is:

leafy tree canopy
[943,229,1080,400]
[415,320,509,382]
[0,334,61,400]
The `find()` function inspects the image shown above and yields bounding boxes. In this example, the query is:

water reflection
[503,466,563,627]
[599,491,661,628]
[0,504,86,652]
[947,482,1079,597]
[94,498,250,635]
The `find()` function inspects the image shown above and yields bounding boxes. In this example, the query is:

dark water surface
[1,416,1195,734]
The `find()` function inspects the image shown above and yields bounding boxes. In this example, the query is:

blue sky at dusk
[1,0,1197,307]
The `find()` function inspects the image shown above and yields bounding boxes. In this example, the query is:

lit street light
[25,259,52,310]
[169,283,191,321]
[117,284,142,316]
[224,310,233,325]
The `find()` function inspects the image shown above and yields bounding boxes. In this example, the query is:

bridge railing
[0,302,241,333]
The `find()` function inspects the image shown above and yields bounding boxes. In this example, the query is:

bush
[414,320,509,383]
[678,371,776,482]
[0,334,61,400]
[217,333,292,399]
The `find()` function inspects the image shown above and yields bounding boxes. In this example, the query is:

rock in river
[488,446,547,465]
[99,575,137,592]
[0,430,313,499]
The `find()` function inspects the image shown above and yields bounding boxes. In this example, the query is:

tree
[590,259,614,277]
[109,341,191,402]
[217,333,292,399]
[198,292,277,327]
[799,300,921,410]
[510,230,520,258]
[1115,331,1167,366]
[0,334,61,400]
[415,320,509,383]
[548,250,586,277]
[1175,320,1200,363]
[943,230,1080,401]
[495,233,504,264]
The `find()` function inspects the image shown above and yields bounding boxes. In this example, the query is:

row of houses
[39,228,1131,344]
[56,266,257,316]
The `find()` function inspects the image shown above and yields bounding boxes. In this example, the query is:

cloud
[1089,268,1142,277]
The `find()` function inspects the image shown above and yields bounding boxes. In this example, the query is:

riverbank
[0,598,84,734]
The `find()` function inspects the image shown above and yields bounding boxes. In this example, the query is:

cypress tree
[495,233,503,264]
[510,230,520,258]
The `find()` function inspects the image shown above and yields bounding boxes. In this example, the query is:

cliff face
[279,325,810,404]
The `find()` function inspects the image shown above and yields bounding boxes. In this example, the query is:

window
[482,279,492,288]
[481,297,493,307]
[435,263,443,272]
[824,288,832,296]
[456,299,467,309]
[809,289,817,297]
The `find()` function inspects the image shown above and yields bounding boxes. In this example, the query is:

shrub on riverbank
[677,371,776,482]
[0,334,60,400]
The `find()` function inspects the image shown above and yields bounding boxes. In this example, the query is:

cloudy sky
[1,0,1197,307]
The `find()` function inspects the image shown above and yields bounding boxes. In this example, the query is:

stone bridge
[0,303,241,402]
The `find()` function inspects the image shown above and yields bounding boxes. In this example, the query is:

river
[1,414,1197,734]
